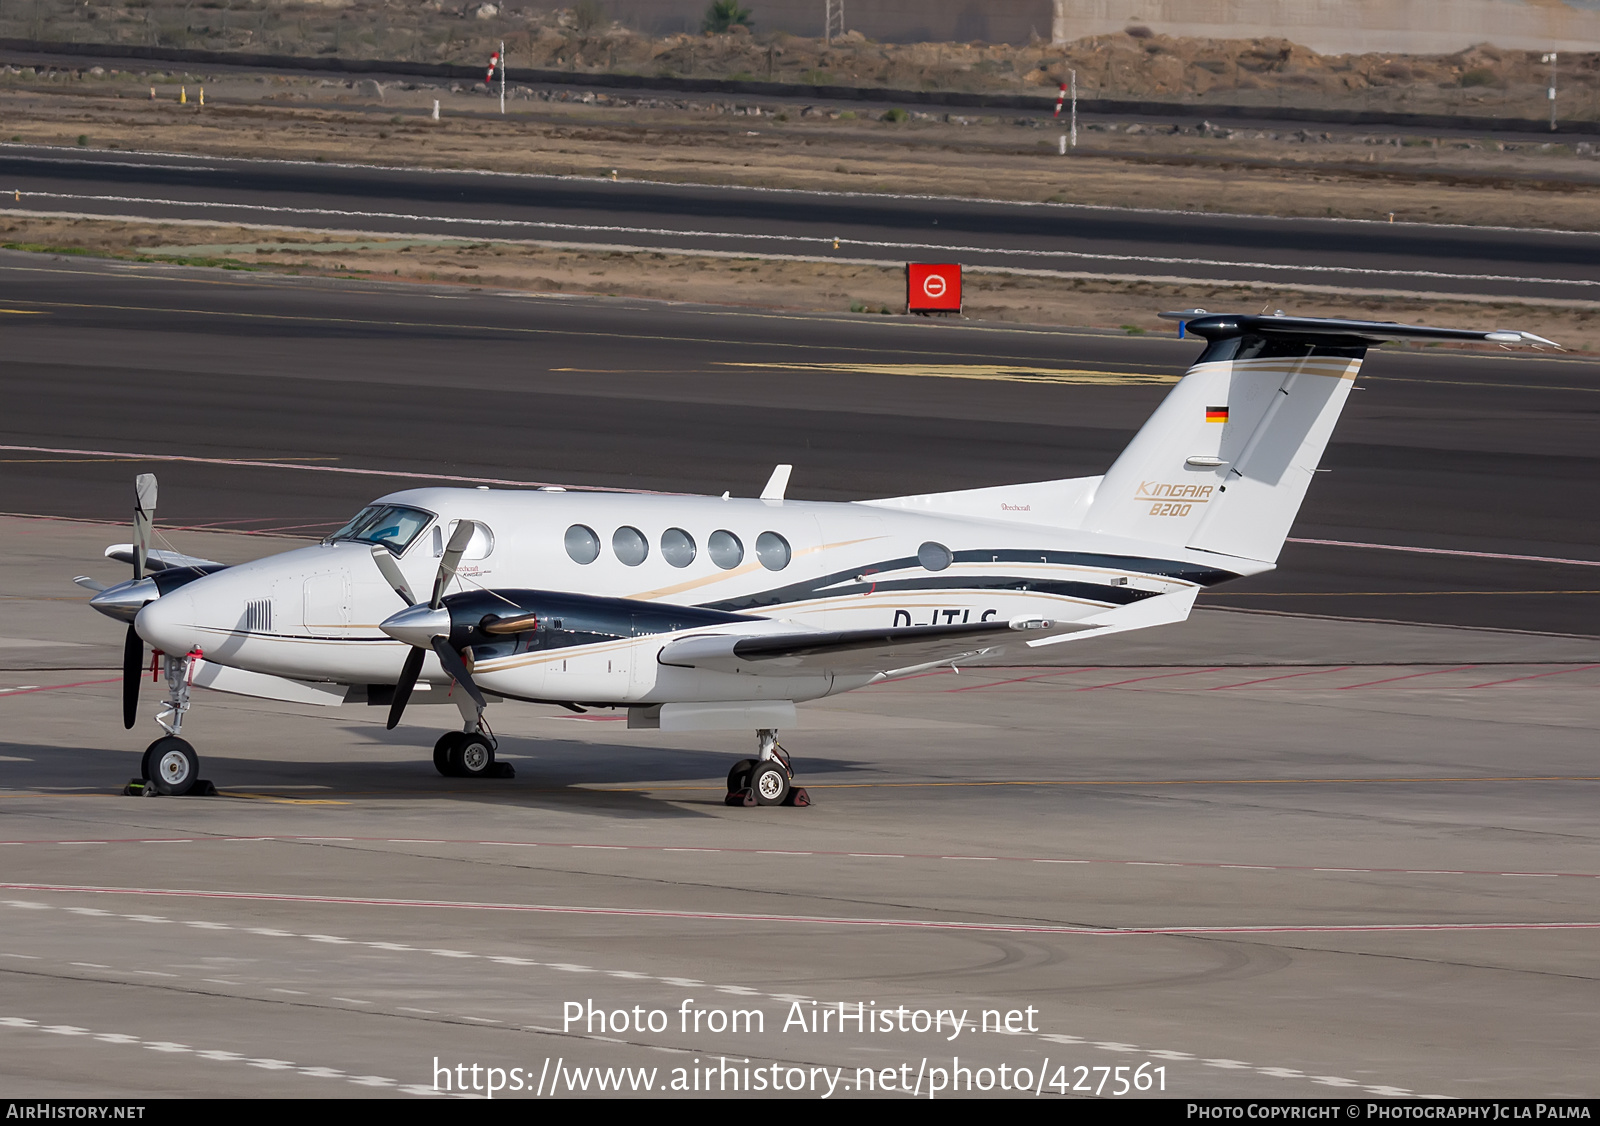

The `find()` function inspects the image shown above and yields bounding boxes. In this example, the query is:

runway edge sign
[907,263,962,315]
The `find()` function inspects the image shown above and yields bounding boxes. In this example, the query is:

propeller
[122,474,158,729]
[374,520,486,730]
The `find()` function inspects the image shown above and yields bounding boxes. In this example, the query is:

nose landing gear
[124,650,216,797]
[725,728,811,808]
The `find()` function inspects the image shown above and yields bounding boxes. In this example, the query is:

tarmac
[1,515,1596,1098]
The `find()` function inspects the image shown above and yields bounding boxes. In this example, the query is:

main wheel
[449,733,496,778]
[148,737,198,796]
[726,758,756,793]
[750,761,791,807]
[433,732,464,777]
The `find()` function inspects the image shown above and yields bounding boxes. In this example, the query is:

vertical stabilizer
[1083,315,1555,564]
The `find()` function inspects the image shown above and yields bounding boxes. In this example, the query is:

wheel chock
[486,762,516,779]
[123,778,217,797]
[783,786,812,807]
[724,787,756,807]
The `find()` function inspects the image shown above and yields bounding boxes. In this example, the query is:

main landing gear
[725,728,811,808]
[125,650,216,797]
[431,700,515,779]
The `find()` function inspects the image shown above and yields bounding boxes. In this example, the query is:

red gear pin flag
[485,49,500,87]
[1053,82,1067,117]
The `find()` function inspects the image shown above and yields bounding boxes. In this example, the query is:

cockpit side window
[328,505,434,554]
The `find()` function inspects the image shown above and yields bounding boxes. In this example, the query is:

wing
[104,545,225,571]
[657,619,1090,678]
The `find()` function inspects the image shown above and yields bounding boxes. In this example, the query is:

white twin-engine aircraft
[80,313,1552,805]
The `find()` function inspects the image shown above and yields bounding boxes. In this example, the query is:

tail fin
[1083,315,1555,564]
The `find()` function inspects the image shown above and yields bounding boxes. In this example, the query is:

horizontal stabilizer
[1162,312,1560,349]
[1025,586,1199,649]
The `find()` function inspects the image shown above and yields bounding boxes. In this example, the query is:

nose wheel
[725,729,810,808]
[124,653,215,797]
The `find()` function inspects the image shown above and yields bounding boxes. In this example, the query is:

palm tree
[703,1,753,34]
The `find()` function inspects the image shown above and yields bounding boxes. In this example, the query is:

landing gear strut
[725,728,810,808]
[127,650,215,797]
[431,698,514,779]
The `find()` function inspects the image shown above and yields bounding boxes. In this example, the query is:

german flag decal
[1205,405,1229,423]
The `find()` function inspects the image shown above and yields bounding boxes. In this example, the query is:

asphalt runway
[2,251,1598,637]
[1,517,1597,1099]
[3,145,1598,302]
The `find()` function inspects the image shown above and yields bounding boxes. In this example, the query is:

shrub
[880,107,908,123]
[702,1,752,34]
[1460,68,1497,88]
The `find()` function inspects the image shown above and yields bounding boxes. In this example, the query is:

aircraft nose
[88,577,159,624]
[379,604,451,649]
[134,587,201,653]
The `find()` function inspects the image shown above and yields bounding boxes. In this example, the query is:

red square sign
[907,263,962,313]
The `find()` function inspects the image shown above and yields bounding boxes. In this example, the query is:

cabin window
[661,527,697,568]
[756,531,791,571]
[564,524,600,565]
[612,525,649,566]
[918,541,953,571]
[709,529,743,569]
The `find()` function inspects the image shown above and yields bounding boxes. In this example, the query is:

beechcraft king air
[78,313,1554,805]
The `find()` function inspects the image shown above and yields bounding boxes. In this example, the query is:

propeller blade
[430,520,479,609]
[121,623,142,730]
[132,474,157,581]
[73,575,108,593]
[370,544,416,605]
[432,636,486,709]
[386,646,426,730]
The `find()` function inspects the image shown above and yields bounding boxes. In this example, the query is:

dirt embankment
[3,2,1596,122]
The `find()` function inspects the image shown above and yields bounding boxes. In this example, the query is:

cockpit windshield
[327,505,434,554]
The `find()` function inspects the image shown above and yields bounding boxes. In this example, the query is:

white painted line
[0,443,647,493]
[1287,537,1600,568]
[17,142,1600,241]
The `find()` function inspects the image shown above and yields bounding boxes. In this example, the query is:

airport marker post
[486,44,505,115]
[1053,71,1078,153]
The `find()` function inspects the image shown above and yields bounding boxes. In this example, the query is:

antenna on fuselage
[760,464,792,501]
